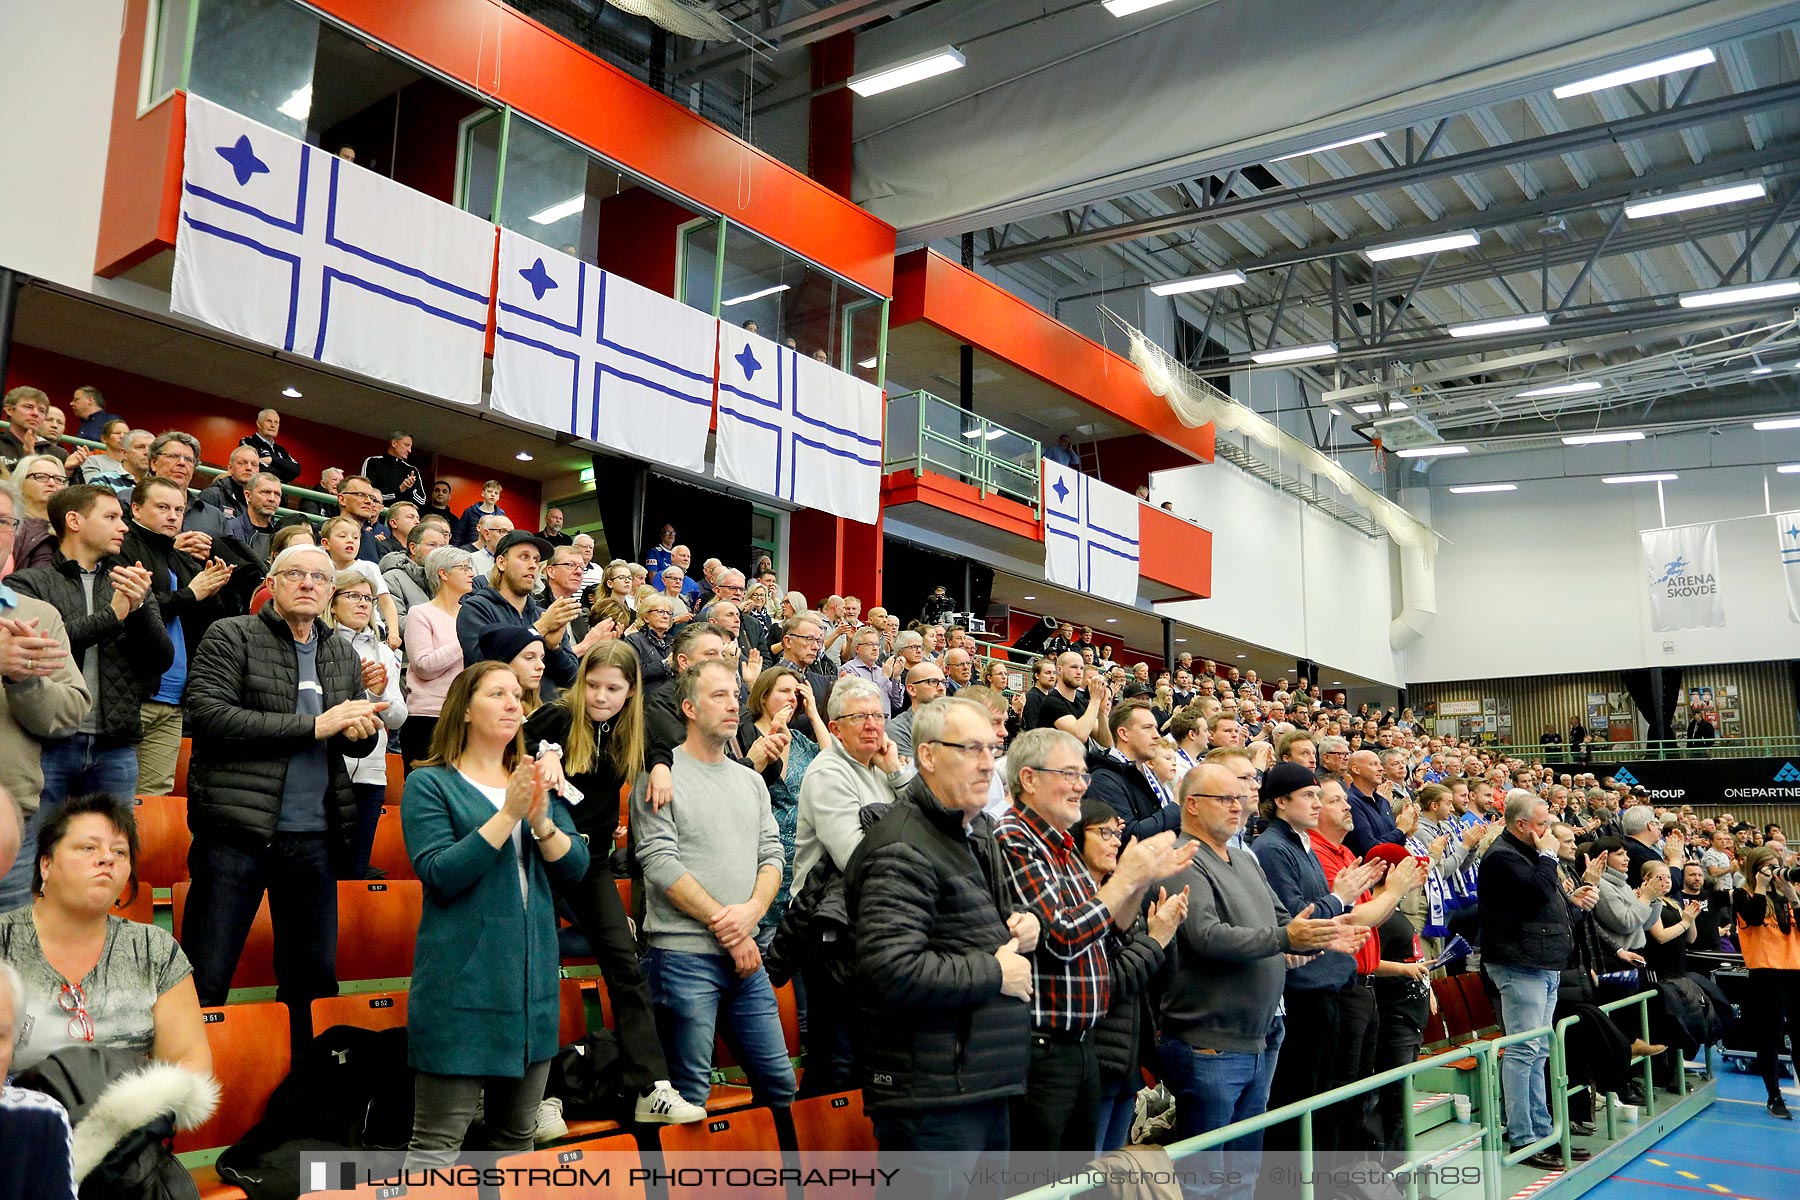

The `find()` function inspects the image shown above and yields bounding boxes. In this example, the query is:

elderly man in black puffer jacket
[845,696,1038,1196]
[180,544,386,1039]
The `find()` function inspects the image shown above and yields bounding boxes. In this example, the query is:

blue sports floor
[1583,1066,1799,1200]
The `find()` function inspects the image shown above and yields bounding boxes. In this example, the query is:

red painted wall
[3,344,541,516]
[1090,433,1202,496]
[808,34,854,198]
[594,188,697,297]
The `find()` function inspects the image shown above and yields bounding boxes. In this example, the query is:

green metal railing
[1472,736,1800,763]
[1011,989,1680,1200]
[3,420,346,525]
[885,390,1041,511]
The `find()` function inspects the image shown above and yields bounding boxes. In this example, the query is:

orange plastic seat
[133,794,191,889]
[334,880,423,982]
[172,882,276,990]
[175,1002,291,1154]
[113,885,156,925]
[173,737,192,798]
[1455,973,1500,1035]
[311,989,409,1033]
[368,806,417,881]
[658,1107,783,1200]
[793,1091,877,1200]
[498,1134,643,1200]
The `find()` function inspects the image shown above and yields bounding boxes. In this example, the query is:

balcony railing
[884,390,1041,512]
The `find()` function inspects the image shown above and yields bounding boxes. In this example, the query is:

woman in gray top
[0,795,209,1076]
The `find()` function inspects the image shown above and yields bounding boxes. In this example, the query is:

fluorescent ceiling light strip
[1561,430,1644,445]
[527,194,585,225]
[1251,341,1337,365]
[1269,131,1386,162]
[1678,278,1800,309]
[846,46,965,97]
[1449,483,1518,494]
[1447,313,1550,338]
[1394,444,1469,458]
[1390,400,1409,411]
[1624,179,1766,220]
[1102,0,1179,15]
[1602,472,1678,484]
[1754,416,1800,431]
[1351,402,1383,414]
[1778,464,1800,474]
[721,283,790,307]
[1553,48,1716,99]
[1516,380,1602,398]
[1365,231,1479,262]
[1150,270,1247,296]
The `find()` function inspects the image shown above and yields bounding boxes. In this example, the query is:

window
[703,224,886,374]
[145,0,194,107]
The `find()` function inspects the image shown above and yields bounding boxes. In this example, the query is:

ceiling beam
[984,78,1800,265]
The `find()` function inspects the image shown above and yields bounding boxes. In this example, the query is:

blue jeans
[1487,963,1558,1147]
[1096,1077,1138,1154]
[38,734,141,817]
[0,805,41,912]
[644,945,796,1110]
[1157,1018,1283,1200]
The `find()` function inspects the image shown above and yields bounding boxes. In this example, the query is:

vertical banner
[490,229,717,473]
[172,95,495,405]
[1640,523,1725,632]
[1777,510,1800,623]
[1041,459,1141,606]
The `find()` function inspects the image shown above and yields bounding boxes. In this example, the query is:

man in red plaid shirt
[996,727,1197,1152]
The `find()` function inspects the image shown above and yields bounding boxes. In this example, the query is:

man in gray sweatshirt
[633,659,795,1114]
[1155,762,1366,1198]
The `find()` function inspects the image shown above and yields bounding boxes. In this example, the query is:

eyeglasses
[58,982,95,1043]
[929,739,1006,758]
[276,569,334,585]
[0,516,19,531]
[340,489,379,502]
[335,592,374,606]
[836,712,886,725]
[1189,793,1245,807]
[914,677,947,689]
[1030,765,1091,786]
[789,633,824,646]
[1089,827,1125,843]
[24,472,63,486]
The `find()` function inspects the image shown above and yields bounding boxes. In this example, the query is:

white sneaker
[634,1081,706,1125]
[533,1096,568,1144]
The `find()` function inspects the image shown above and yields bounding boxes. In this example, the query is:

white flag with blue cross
[490,229,717,472]
[714,325,884,525]
[172,95,494,405]
[1778,510,1800,623]
[1041,458,1141,606]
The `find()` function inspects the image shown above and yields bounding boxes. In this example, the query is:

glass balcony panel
[188,0,318,137]
[150,0,194,102]
[679,219,722,314]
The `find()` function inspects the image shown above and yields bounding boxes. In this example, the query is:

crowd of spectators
[2,382,1798,1197]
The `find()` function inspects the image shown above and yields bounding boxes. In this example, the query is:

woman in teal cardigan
[401,659,589,1168]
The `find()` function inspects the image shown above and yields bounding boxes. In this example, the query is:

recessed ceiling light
[1778,464,1800,474]
[1365,231,1479,262]
[1352,402,1384,414]
[1390,399,1410,411]
[1022,595,1035,600]
[1150,270,1248,297]
[1625,180,1767,220]
[527,194,585,225]
[1175,637,1187,643]
[1516,380,1603,398]
[1447,313,1550,338]
[1602,472,1677,484]
[1105,617,1118,623]
[1269,131,1387,162]
[1678,278,1800,309]
[1754,416,1800,431]
[1251,341,1337,365]
[846,46,965,96]
[1395,444,1469,458]
[1449,483,1518,494]
[1553,48,1716,100]
[722,283,791,307]
[281,386,302,398]
[1236,654,1247,659]
[1561,430,1644,445]
[515,451,534,462]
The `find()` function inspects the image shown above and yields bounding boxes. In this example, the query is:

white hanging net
[605,0,734,42]
[1109,309,1439,557]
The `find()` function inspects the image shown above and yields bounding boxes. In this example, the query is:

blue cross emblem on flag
[714,325,884,525]
[1779,510,1800,624]
[489,229,718,473]
[1041,458,1141,605]
[171,96,495,406]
